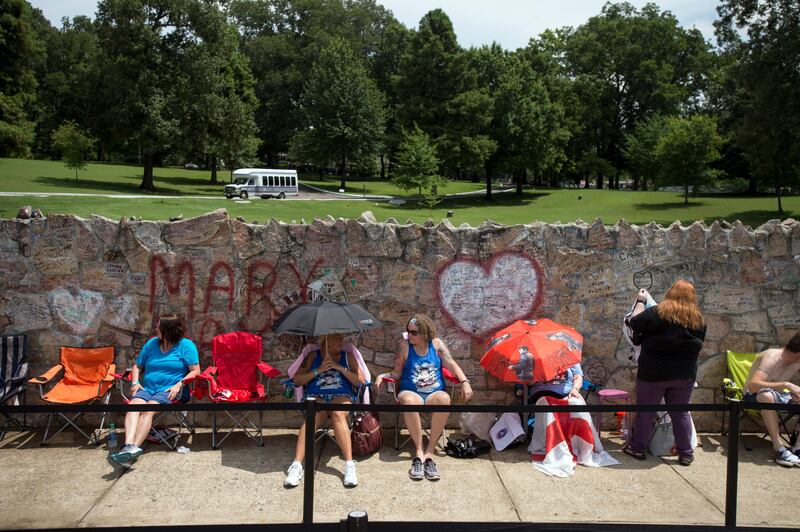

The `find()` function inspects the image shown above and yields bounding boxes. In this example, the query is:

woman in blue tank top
[375,315,473,482]
[284,333,364,489]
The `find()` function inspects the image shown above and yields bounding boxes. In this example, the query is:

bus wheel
[240,191,249,199]
[278,192,286,199]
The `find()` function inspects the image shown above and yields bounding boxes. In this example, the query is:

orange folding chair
[381,367,459,450]
[193,332,281,448]
[30,346,117,445]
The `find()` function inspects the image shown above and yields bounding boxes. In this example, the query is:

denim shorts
[133,389,172,404]
[743,389,794,405]
[398,388,446,404]
[305,392,355,403]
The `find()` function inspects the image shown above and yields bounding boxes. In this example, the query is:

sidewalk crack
[490,455,523,522]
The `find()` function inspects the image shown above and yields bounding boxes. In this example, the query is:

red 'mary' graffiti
[149,255,196,319]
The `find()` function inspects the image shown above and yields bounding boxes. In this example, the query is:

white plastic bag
[459,412,496,442]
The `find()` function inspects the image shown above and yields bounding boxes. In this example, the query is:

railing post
[303,397,317,527]
[725,400,740,529]
[345,510,368,531]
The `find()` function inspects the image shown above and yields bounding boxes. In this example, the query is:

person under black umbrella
[283,333,365,488]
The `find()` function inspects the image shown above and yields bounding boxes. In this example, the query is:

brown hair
[407,315,436,343]
[158,313,184,348]
[786,332,800,354]
[656,279,705,330]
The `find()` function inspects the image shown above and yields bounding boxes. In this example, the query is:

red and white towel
[528,396,619,477]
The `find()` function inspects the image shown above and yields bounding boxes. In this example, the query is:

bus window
[248,178,255,185]
[280,176,285,187]
[290,176,295,186]
[265,176,271,187]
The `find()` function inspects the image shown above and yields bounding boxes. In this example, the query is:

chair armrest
[102,364,117,382]
[257,362,281,379]
[29,365,63,384]
[442,367,459,384]
[194,366,217,380]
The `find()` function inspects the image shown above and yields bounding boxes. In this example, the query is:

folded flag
[528,396,619,477]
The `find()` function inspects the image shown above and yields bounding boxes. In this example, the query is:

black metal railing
[2,398,799,531]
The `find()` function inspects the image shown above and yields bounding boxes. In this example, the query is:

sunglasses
[406,329,420,336]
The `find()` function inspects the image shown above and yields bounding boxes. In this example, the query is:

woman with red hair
[624,280,706,466]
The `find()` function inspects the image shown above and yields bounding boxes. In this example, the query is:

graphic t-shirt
[304,351,355,398]
[400,340,445,395]
[136,337,199,393]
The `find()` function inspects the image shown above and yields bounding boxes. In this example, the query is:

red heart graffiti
[436,251,543,337]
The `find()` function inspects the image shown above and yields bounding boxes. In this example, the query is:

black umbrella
[271,300,382,336]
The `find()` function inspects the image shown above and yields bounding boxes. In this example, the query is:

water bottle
[107,422,118,450]
[282,379,296,399]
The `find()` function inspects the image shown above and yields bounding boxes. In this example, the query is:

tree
[391,126,445,198]
[51,121,95,179]
[394,10,495,179]
[716,0,800,212]
[622,115,667,191]
[563,2,712,188]
[229,0,396,166]
[654,115,722,204]
[94,0,251,191]
[0,0,41,157]
[291,38,385,190]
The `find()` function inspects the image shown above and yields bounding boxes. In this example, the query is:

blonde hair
[407,315,436,343]
[657,279,705,330]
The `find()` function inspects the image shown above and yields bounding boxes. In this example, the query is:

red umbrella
[479,319,583,384]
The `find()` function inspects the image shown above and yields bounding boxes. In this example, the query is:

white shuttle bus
[224,168,299,199]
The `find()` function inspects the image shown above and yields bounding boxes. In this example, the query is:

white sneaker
[343,460,358,487]
[284,461,303,487]
[775,448,800,467]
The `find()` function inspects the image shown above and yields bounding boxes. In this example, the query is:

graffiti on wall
[49,288,105,335]
[148,254,326,340]
[436,251,543,337]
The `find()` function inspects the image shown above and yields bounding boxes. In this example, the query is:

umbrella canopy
[479,319,583,384]
[271,300,382,337]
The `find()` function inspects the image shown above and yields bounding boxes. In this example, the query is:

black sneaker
[408,457,424,480]
[423,458,441,480]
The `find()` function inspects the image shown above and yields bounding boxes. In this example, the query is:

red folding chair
[194,332,281,448]
[381,367,459,450]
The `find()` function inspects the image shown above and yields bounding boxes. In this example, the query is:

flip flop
[622,444,646,461]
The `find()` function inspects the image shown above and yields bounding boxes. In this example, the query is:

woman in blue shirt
[375,315,473,481]
[284,333,365,488]
[111,313,200,465]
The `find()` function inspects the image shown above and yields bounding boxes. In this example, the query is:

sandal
[622,444,647,461]
[678,454,694,466]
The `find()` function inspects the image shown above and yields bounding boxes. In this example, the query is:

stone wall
[2,209,799,430]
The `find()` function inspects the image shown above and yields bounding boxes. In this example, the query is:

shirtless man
[743,332,800,466]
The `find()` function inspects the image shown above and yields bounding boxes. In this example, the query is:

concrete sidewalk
[0,429,797,529]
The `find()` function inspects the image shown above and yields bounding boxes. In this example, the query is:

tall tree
[31,15,100,158]
[229,0,395,166]
[95,0,251,191]
[716,0,800,212]
[0,0,41,157]
[622,114,667,191]
[394,9,495,179]
[564,2,712,188]
[290,38,385,190]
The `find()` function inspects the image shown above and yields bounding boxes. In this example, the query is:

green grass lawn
[302,176,486,196]
[1,158,796,226]
[1,188,796,227]
[0,158,486,197]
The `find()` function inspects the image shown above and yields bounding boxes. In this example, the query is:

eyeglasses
[406,329,420,336]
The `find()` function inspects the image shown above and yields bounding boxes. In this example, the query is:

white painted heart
[49,288,105,335]
[436,252,543,337]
